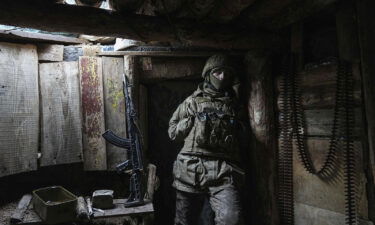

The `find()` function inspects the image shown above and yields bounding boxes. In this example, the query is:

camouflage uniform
[168,55,246,225]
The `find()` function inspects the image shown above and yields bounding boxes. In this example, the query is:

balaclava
[202,54,238,92]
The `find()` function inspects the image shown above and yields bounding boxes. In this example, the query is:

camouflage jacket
[168,83,247,163]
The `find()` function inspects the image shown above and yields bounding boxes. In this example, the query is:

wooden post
[124,55,139,112]
[357,0,375,221]
[244,51,279,225]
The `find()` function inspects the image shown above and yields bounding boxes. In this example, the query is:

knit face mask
[209,67,234,91]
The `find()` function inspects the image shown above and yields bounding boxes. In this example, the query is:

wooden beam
[245,51,279,225]
[0,0,281,50]
[357,0,375,221]
[139,57,204,82]
[0,29,86,44]
[98,50,246,57]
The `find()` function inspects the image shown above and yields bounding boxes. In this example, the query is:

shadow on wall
[147,80,217,225]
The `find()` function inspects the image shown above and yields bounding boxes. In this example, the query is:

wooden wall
[275,62,370,223]
[0,42,39,177]
[0,43,207,179]
[39,61,83,167]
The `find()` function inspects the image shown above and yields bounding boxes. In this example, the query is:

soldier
[168,54,247,225]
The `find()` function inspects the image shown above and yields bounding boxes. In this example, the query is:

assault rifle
[102,74,144,207]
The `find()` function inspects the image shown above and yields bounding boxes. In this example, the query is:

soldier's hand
[176,117,194,136]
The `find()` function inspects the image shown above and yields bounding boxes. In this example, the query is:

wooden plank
[83,45,101,57]
[145,164,157,201]
[98,51,245,57]
[276,63,361,90]
[37,44,64,62]
[140,57,204,81]
[289,139,368,218]
[92,199,154,218]
[275,63,362,109]
[0,42,39,177]
[79,56,107,171]
[0,29,87,44]
[0,0,281,50]
[102,57,127,170]
[295,203,372,225]
[13,201,42,225]
[276,84,362,110]
[39,62,83,166]
[281,108,363,137]
[10,194,33,224]
[139,84,148,156]
[124,56,139,112]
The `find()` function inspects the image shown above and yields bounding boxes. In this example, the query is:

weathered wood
[245,51,279,225]
[102,57,127,170]
[124,56,139,112]
[37,44,64,62]
[275,63,362,109]
[76,196,89,220]
[0,0,281,50]
[39,62,83,166]
[79,56,107,170]
[357,0,375,221]
[291,139,368,218]
[0,42,39,177]
[282,108,362,137]
[83,45,101,56]
[295,203,373,225]
[140,57,204,82]
[98,51,245,57]
[93,199,153,218]
[276,85,362,110]
[145,164,157,201]
[10,194,33,224]
[0,29,86,44]
[276,63,361,90]
[139,84,148,154]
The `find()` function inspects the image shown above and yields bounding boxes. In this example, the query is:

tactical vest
[181,93,241,161]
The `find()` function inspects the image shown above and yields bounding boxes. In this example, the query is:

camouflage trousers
[173,153,243,225]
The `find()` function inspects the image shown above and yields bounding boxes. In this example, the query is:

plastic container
[32,186,77,224]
